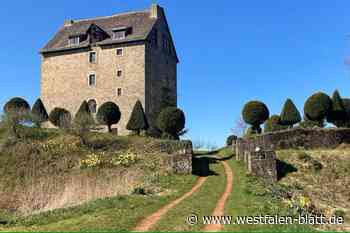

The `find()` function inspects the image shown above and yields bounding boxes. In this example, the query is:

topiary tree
[242,100,269,134]
[157,107,186,140]
[74,101,93,124]
[126,100,149,135]
[264,115,288,133]
[304,92,332,126]
[31,98,49,126]
[226,135,237,146]
[326,90,346,127]
[96,102,121,132]
[4,97,30,114]
[49,108,72,128]
[72,101,95,145]
[280,98,301,128]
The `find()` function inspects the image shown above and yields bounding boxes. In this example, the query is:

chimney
[150,3,160,19]
[64,19,74,27]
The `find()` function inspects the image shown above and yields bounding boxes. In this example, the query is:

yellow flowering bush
[111,150,138,167]
[80,153,103,168]
[286,195,312,216]
[39,138,79,154]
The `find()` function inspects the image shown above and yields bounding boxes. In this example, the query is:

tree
[96,102,121,132]
[4,97,30,114]
[49,108,72,128]
[242,100,269,134]
[74,101,93,124]
[264,115,288,133]
[157,107,186,140]
[226,135,237,146]
[31,98,49,126]
[126,100,149,135]
[280,98,301,128]
[304,92,332,125]
[327,90,346,127]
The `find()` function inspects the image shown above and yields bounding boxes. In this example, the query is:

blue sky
[1,1,350,146]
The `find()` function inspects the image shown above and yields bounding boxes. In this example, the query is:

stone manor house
[40,4,178,134]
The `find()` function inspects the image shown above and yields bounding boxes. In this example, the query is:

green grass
[152,161,226,232]
[0,174,197,232]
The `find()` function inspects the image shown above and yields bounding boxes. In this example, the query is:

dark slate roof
[40,11,156,53]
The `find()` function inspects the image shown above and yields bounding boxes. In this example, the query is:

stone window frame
[88,51,97,64]
[88,73,96,87]
[116,69,123,78]
[116,88,122,97]
[116,48,123,56]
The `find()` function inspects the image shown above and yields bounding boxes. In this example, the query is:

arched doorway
[87,99,97,114]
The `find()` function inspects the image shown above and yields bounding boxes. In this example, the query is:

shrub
[157,107,185,140]
[126,100,149,135]
[31,98,49,125]
[327,90,346,127]
[336,98,350,127]
[74,101,93,124]
[242,100,269,133]
[264,115,288,133]
[304,92,332,123]
[96,102,121,132]
[3,97,30,114]
[280,99,301,128]
[49,108,72,128]
[299,119,324,129]
[226,135,237,146]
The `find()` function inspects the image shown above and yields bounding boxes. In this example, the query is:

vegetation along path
[203,160,234,232]
[133,176,208,232]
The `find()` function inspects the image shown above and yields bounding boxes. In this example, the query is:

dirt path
[203,161,233,232]
[133,176,207,232]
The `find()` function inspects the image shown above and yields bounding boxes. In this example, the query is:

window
[69,36,80,46]
[117,69,123,78]
[117,88,122,96]
[116,48,123,56]
[88,74,96,86]
[87,99,97,113]
[89,52,96,63]
[113,31,125,40]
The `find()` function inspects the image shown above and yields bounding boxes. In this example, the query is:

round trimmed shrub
[96,102,121,132]
[49,108,72,128]
[304,92,332,121]
[157,107,185,139]
[280,98,301,127]
[264,115,288,133]
[31,98,49,123]
[4,97,30,114]
[242,101,269,129]
[226,135,237,146]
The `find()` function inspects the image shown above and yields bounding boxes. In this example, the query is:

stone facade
[40,4,178,135]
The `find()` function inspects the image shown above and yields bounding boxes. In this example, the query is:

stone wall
[162,140,192,174]
[249,128,350,150]
[234,138,277,182]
